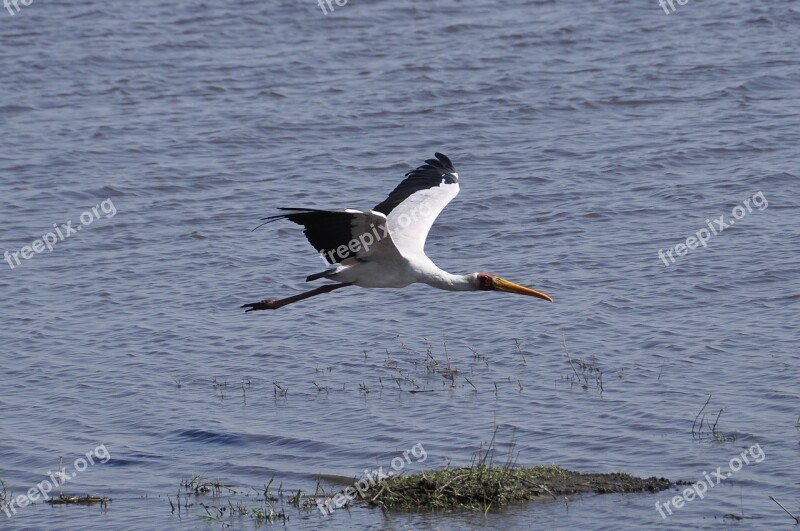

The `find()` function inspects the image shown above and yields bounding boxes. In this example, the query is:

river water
[1,0,798,529]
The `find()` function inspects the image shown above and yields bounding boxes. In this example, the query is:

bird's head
[474,272,553,303]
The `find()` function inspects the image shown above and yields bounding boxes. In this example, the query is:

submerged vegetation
[172,462,670,524]
[367,464,669,512]
[171,474,328,525]
[183,335,615,406]
[164,339,670,522]
[691,394,738,442]
[46,494,111,506]
[172,430,671,524]
[366,431,669,512]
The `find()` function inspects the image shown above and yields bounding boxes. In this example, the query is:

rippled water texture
[1,0,799,529]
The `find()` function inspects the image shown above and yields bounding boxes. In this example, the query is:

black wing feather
[258,208,361,265]
[373,152,458,215]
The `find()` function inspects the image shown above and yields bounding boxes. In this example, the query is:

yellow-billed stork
[242,153,553,311]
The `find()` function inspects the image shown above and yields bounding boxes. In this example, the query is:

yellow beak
[493,277,554,303]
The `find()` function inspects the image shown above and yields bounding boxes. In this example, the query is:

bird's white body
[330,241,476,291]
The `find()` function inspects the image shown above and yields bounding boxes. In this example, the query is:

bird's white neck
[419,270,477,292]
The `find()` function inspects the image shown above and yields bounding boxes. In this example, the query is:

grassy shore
[366,464,670,512]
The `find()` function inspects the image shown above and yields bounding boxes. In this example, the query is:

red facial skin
[477,272,494,291]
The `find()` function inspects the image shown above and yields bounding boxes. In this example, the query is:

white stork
[242,153,553,311]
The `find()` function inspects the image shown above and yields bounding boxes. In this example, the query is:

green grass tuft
[366,464,669,512]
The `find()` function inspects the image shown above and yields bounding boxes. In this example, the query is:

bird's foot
[241,299,281,312]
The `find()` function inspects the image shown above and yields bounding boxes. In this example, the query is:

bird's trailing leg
[241,283,352,312]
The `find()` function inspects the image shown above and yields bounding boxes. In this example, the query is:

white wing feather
[385,179,459,257]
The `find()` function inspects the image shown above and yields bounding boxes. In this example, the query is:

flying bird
[242,153,553,311]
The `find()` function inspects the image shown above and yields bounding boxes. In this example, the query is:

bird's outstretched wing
[373,153,460,257]
[257,208,401,266]
[258,153,459,270]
